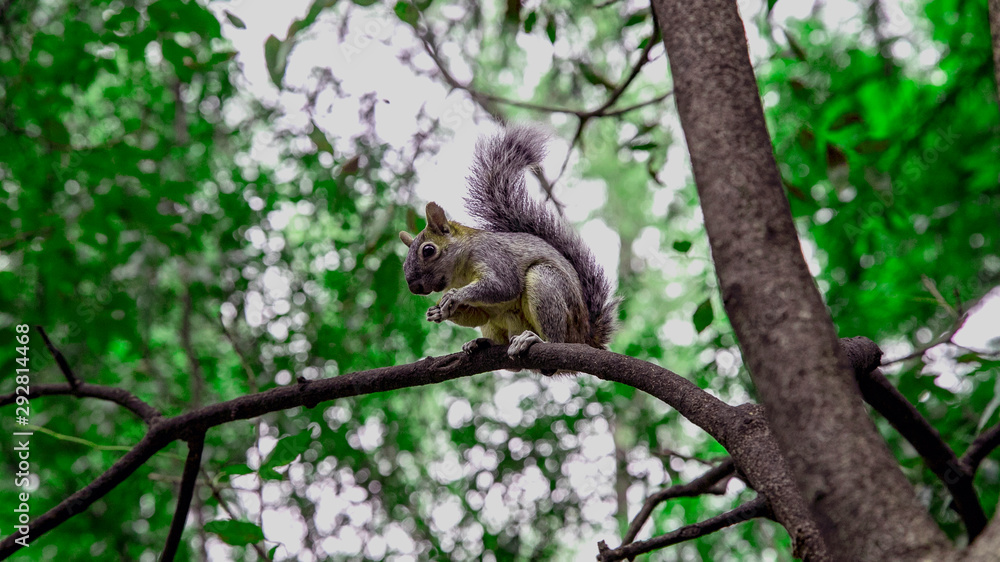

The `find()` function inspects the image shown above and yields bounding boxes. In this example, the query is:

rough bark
[648,0,953,559]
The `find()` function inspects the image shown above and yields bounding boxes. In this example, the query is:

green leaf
[524,11,537,33]
[161,38,192,69]
[224,10,246,29]
[288,0,338,38]
[394,2,419,26]
[207,51,238,67]
[222,464,254,476]
[545,14,557,43]
[310,121,335,155]
[624,12,647,27]
[672,240,692,253]
[106,6,140,31]
[264,34,292,87]
[259,466,283,480]
[41,118,70,147]
[693,299,714,333]
[261,429,313,471]
[205,520,266,546]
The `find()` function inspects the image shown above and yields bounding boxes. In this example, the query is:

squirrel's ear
[425,202,451,235]
[399,231,414,247]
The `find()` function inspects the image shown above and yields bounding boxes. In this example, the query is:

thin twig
[598,90,674,117]
[415,26,669,202]
[36,326,81,390]
[621,458,735,546]
[652,448,729,466]
[162,432,206,562]
[218,314,258,392]
[597,496,771,561]
[0,226,53,250]
[922,275,957,318]
[962,422,1000,475]
[0,382,162,425]
[592,29,660,115]
[880,288,986,366]
[552,119,586,186]
[180,286,205,408]
[217,312,269,558]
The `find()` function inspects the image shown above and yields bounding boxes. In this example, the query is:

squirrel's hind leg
[520,263,571,345]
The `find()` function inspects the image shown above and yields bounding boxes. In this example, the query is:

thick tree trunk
[649,1,953,559]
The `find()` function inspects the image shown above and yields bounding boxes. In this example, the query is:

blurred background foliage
[0,0,997,560]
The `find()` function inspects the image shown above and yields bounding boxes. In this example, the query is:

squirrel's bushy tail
[465,125,619,348]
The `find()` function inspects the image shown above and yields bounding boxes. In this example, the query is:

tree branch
[180,286,205,409]
[418,26,664,122]
[0,429,168,557]
[0,345,713,557]
[0,226,53,250]
[0,382,162,425]
[0,352,486,557]
[597,496,771,562]
[415,23,668,198]
[854,364,987,538]
[879,286,984,366]
[591,29,661,115]
[36,326,81,390]
[0,336,878,558]
[599,90,674,117]
[620,458,734,546]
[962,422,1000,476]
[162,431,206,562]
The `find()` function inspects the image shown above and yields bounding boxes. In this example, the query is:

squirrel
[399,125,619,368]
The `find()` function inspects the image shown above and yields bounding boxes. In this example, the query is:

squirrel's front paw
[433,289,461,320]
[426,304,444,323]
[508,330,544,357]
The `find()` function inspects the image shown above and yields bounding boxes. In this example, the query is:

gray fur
[464,125,619,348]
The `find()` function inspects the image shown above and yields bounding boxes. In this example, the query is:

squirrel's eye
[421,244,436,258]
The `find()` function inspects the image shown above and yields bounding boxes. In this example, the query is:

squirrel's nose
[408,281,429,295]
